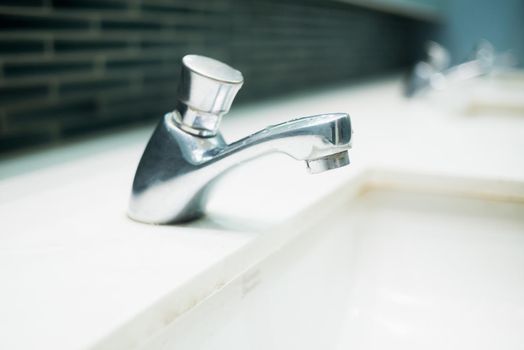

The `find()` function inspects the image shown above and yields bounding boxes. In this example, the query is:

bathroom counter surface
[1,77,523,349]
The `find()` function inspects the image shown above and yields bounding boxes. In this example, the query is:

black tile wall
[0,0,434,154]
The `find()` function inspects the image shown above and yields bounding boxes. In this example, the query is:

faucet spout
[218,112,351,165]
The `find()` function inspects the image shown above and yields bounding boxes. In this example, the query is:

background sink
[421,71,524,117]
[137,171,524,350]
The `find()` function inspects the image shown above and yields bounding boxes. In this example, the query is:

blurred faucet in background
[405,40,518,97]
[404,41,450,97]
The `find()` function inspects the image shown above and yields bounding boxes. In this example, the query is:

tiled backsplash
[0,0,433,154]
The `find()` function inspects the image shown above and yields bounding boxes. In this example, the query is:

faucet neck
[172,103,222,137]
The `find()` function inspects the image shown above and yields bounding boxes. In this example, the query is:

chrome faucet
[128,55,353,224]
[404,40,513,97]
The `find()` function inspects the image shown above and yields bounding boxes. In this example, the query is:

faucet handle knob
[175,55,244,136]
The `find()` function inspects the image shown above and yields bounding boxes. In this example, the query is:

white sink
[422,71,524,117]
[133,171,524,350]
[467,72,524,116]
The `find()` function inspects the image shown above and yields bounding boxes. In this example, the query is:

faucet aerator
[306,151,350,174]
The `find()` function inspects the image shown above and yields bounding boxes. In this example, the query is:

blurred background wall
[440,0,524,65]
[0,0,435,154]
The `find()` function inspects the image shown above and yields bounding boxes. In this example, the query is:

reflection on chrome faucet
[128,55,353,224]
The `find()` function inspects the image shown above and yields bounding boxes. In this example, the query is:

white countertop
[1,77,523,349]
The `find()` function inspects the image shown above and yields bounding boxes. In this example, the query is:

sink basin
[116,171,524,349]
[421,71,524,117]
[466,71,524,116]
